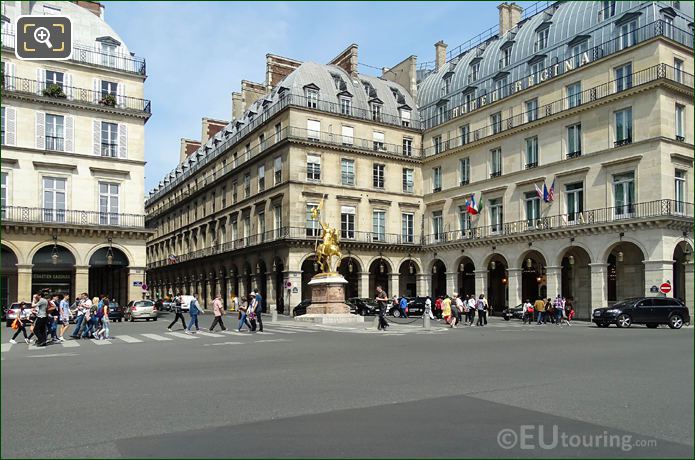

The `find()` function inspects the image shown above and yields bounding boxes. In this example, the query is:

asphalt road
[1,314,693,458]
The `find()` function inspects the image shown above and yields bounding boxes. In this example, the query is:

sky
[102,1,536,193]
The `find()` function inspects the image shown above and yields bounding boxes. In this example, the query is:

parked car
[347,297,379,316]
[592,297,690,329]
[502,304,524,321]
[5,302,30,327]
[162,301,174,312]
[292,300,312,317]
[108,301,125,322]
[125,300,158,321]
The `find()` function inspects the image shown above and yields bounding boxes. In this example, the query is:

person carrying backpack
[167,294,186,331]
[185,293,202,334]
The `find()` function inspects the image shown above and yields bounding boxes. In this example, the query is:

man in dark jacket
[167,294,186,331]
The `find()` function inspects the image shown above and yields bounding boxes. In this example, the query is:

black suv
[592,297,690,329]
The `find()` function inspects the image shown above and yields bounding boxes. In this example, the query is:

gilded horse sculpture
[311,202,342,274]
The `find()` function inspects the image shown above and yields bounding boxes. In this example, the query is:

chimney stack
[498,2,523,37]
[434,40,447,71]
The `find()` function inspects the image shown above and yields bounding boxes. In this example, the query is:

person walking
[424,296,435,320]
[47,295,60,342]
[58,294,71,341]
[522,299,534,324]
[565,297,575,326]
[209,294,227,332]
[476,294,487,326]
[553,295,565,326]
[185,293,202,334]
[453,294,463,325]
[434,296,443,319]
[545,298,554,324]
[9,302,31,344]
[167,294,186,331]
[255,289,264,333]
[442,295,457,328]
[398,295,409,318]
[375,285,389,331]
[534,297,546,325]
[31,292,49,347]
[237,296,252,332]
[466,295,476,325]
[100,298,111,339]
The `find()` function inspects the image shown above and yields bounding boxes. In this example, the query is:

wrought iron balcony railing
[421,199,693,245]
[1,206,146,228]
[2,75,151,114]
[1,29,146,76]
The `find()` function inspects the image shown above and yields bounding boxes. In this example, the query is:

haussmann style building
[144,0,694,320]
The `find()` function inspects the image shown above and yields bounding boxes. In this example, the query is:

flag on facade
[535,183,544,200]
[467,193,484,215]
[543,179,555,202]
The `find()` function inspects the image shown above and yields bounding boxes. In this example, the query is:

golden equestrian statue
[310,200,342,275]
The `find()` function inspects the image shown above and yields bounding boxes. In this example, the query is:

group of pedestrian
[427,293,490,328]
[526,295,574,326]
[166,290,265,334]
[71,293,111,340]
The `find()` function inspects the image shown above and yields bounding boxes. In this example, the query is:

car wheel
[359,309,366,316]
[668,314,684,330]
[504,316,510,321]
[153,317,157,321]
[392,309,401,318]
[616,314,632,328]
[646,323,658,329]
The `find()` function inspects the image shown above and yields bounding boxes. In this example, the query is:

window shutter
[93,78,100,103]
[35,112,45,149]
[64,115,74,152]
[36,68,45,95]
[6,63,15,90]
[116,82,125,107]
[93,120,101,155]
[65,73,73,100]
[118,123,128,158]
[6,107,16,145]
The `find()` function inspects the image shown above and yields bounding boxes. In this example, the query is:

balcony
[676,135,685,142]
[423,63,693,157]
[566,151,582,159]
[422,199,693,245]
[614,138,632,147]
[1,29,146,76]
[490,171,502,178]
[2,206,146,229]
[2,76,151,115]
[525,162,538,170]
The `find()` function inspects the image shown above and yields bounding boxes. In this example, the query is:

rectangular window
[614,63,632,92]
[274,123,282,142]
[403,168,414,193]
[372,210,386,241]
[306,203,320,237]
[490,148,502,177]
[566,82,582,108]
[232,181,237,204]
[570,41,589,68]
[491,112,502,134]
[489,199,503,233]
[402,137,413,156]
[258,133,266,150]
[400,109,411,127]
[437,105,446,126]
[525,136,539,169]
[101,80,117,98]
[530,61,544,81]
[99,182,119,225]
[566,182,584,223]
[500,47,511,68]
[613,172,635,217]
[459,158,470,185]
[258,211,266,241]
[619,21,637,50]
[373,163,385,189]
[675,170,686,214]
[525,98,538,122]
[43,177,66,222]
[373,131,385,151]
[340,96,352,115]
[45,114,65,151]
[524,192,541,228]
[45,70,64,89]
[601,0,616,19]
[211,192,215,213]
[341,159,355,186]
[273,205,282,237]
[1,106,5,145]
[306,88,319,108]
[371,103,382,122]
[674,58,684,84]
[307,119,320,141]
[101,43,117,68]
[342,125,354,146]
[469,62,480,82]
[340,206,356,239]
[458,205,471,237]
[274,156,282,184]
[676,104,685,140]
[567,123,582,157]
[615,108,633,145]
[432,211,443,242]
[306,154,321,182]
[101,121,118,157]
[432,167,442,192]
[535,28,549,51]
[401,213,414,244]
[221,186,227,209]
[433,136,443,155]
[243,217,250,245]
[258,164,265,192]
[244,173,251,198]
[494,77,508,98]
[460,124,470,145]
[1,171,8,215]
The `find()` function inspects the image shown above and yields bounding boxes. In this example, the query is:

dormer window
[499,47,511,68]
[371,102,383,122]
[339,95,352,116]
[601,1,616,20]
[400,108,411,127]
[468,62,480,83]
[442,75,452,95]
[304,85,319,109]
[618,20,637,50]
[567,36,590,68]
[535,27,550,52]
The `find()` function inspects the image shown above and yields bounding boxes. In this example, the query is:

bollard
[423,314,431,330]
[271,308,278,323]
[373,316,380,330]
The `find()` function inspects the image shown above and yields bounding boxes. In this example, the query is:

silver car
[125,300,158,321]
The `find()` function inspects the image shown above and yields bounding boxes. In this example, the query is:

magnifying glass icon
[33,27,53,49]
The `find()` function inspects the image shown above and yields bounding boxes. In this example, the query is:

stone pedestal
[295,274,364,325]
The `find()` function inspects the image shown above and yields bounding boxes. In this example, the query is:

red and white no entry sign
[659,282,672,294]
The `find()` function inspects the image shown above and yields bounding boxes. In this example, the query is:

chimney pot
[434,40,448,71]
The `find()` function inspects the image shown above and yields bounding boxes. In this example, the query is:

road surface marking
[116,335,143,343]
[91,339,112,345]
[27,352,79,358]
[203,341,244,347]
[253,338,289,343]
[61,341,80,348]
[265,329,294,334]
[167,331,198,339]
[196,331,225,338]
[141,333,172,341]
[1,343,13,353]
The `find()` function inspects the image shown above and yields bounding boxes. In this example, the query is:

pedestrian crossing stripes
[91,339,112,345]
[61,340,80,348]
[1,343,13,353]
[115,335,143,343]
[141,333,172,341]
[167,331,197,339]
[196,331,225,338]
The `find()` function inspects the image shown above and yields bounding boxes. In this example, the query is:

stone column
[445,272,457,296]
[507,268,522,307]
[474,270,488,297]
[358,272,370,298]
[283,270,302,315]
[226,276,233,305]
[589,263,608,309]
[388,273,400,297]
[685,262,694,318]
[238,277,247,300]
[416,273,430,298]
[127,268,146,301]
[643,260,674,297]
[545,265,562,298]
[16,264,33,302]
[74,265,90,297]
[205,278,213,309]
[266,271,277,311]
